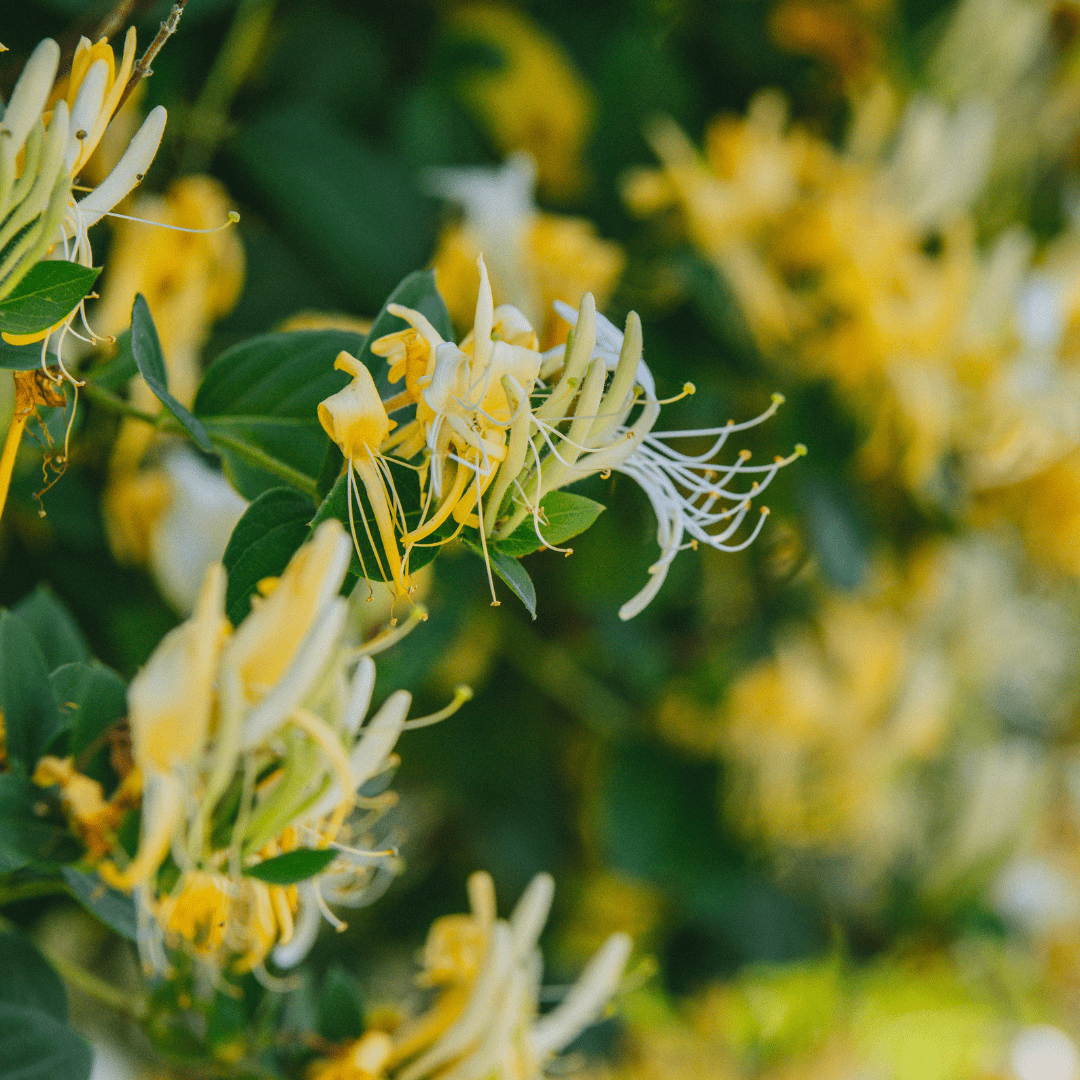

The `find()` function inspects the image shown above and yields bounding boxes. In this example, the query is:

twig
[116,0,190,111]
[41,945,149,1021]
[0,876,71,907]
[79,379,159,423]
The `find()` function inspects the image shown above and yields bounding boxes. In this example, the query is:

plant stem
[0,876,70,907]
[41,945,148,1021]
[79,379,158,424]
[116,0,190,111]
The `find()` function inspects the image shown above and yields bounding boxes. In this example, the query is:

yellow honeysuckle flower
[332,254,801,615]
[444,5,594,197]
[90,520,462,979]
[429,153,623,347]
[318,352,411,599]
[377,871,630,1080]
[310,1032,393,1080]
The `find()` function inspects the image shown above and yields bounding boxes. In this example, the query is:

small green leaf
[61,869,137,941]
[0,775,81,872]
[0,339,44,370]
[317,965,365,1043]
[13,587,90,672]
[0,1002,93,1080]
[51,662,127,788]
[129,294,214,453]
[0,262,100,336]
[494,491,606,558]
[0,610,63,769]
[0,934,68,1023]
[244,847,338,885]
[464,538,537,618]
[222,488,316,624]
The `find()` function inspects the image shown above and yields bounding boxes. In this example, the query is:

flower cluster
[319,255,803,619]
[77,519,433,978]
[311,872,631,1080]
[0,33,167,373]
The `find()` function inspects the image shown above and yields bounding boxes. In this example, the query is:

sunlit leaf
[0,263,100,336]
[244,848,337,885]
[494,491,606,558]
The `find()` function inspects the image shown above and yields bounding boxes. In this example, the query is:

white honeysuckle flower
[94,520,463,979]
[391,871,631,1080]
[148,449,249,615]
[0,32,173,393]
[515,297,804,619]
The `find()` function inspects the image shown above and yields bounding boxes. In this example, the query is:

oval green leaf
[0,262,100,336]
[244,847,338,885]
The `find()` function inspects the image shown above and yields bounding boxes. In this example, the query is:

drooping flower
[94,520,456,977]
[326,255,801,616]
[0,33,168,369]
[312,872,632,1080]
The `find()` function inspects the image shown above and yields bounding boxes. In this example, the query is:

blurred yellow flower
[430,153,623,347]
[96,521,423,977]
[445,5,594,197]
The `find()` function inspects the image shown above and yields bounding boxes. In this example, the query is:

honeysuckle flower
[429,153,623,347]
[319,351,412,598]
[0,33,167,375]
[444,4,594,197]
[102,447,248,615]
[490,295,805,619]
[315,871,631,1080]
[91,520,462,977]
[325,255,800,615]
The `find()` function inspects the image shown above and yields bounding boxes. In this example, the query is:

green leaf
[129,294,214,453]
[0,774,80,872]
[226,103,436,312]
[61,869,136,942]
[193,328,365,500]
[222,488,316,624]
[463,538,537,618]
[202,416,325,500]
[244,847,337,885]
[0,340,45,370]
[0,262,100,336]
[317,965,365,1043]
[311,463,446,592]
[51,662,127,788]
[0,1003,92,1080]
[494,491,606,558]
[0,934,68,1023]
[194,329,364,419]
[0,610,63,769]
[13,587,90,671]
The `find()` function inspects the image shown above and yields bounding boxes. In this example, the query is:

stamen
[98,207,240,233]
[401,685,475,730]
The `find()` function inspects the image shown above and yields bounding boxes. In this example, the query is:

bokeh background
[7,0,1080,1077]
